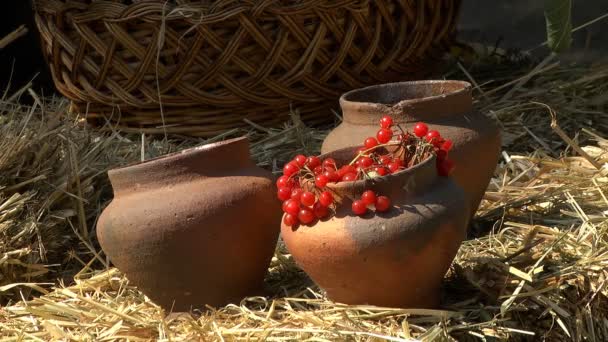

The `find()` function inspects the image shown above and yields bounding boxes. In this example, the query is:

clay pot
[96,137,281,312]
[281,147,469,308]
[322,81,501,217]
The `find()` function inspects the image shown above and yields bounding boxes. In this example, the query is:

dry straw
[1,53,608,340]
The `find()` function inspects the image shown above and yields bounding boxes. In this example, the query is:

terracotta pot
[281,147,469,308]
[96,137,281,312]
[322,80,501,217]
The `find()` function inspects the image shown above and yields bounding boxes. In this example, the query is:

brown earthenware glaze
[281,147,470,308]
[96,137,281,312]
[322,81,501,217]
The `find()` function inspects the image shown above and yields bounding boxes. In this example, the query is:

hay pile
[1,56,608,340]
[0,91,166,303]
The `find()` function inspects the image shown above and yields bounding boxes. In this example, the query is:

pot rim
[340,80,471,106]
[339,80,473,122]
[108,136,249,175]
[319,146,437,192]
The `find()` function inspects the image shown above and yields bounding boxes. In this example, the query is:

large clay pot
[281,147,470,308]
[322,80,501,218]
[96,137,281,312]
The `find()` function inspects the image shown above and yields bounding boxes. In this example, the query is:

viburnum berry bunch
[277,115,455,227]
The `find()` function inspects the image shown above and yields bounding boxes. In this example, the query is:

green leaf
[544,0,573,53]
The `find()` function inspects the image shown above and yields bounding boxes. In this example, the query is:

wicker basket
[34,0,461,137]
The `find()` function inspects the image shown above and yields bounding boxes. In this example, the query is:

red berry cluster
[351,190,391,216]
[278,152,393,226]
[277,115,456,227]
[277,155,337,227]
[412,122,455,176]
[352,116,455,178]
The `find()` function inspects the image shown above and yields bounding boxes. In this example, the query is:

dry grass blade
[0,25,28,50]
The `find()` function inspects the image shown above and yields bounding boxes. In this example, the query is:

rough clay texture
[96,137,282,312]
[281,149,470,308]
[322,80,502,218]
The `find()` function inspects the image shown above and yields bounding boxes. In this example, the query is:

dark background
[458,0,608,61]
[0,1,53,96]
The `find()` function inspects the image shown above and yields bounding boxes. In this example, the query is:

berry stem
[348,141,402,166]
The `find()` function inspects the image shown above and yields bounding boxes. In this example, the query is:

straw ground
[1,53,608,341]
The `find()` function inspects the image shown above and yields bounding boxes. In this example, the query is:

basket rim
[33,0,372,21]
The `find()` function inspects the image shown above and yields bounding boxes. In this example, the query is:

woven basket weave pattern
[34,0,461,136]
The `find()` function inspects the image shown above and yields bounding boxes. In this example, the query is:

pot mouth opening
[109,136,249,173]
[341,80,471,106]
[322,147,436,191]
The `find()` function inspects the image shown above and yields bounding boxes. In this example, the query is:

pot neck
[325,147,438,200]
[108,137,253,196]
[340,80,473,125]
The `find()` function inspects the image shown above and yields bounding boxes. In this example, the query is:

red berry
[313,202,329,219]
[323,170,340,182]
[294,155,307,167]
[425,130,441,143]
[359,156,373,168]
[342,173,358,182]
[301,191,316,207]
[352,200,368,216]
[380,155,392,165]
[380,115,394,129]
[282,200,289,213]
[298,207,315,224]
[376,128,393,144]
[283,213,299,226]
[284,199,300,216]
[338,165,357,178]
[307,156,321,169]
[276,175,294,189]
[432,138,444,148]
[413,122,429,138]
[374,166,388,176]
[436,149,448,161]
[361,190,376,205]
[364,137,378,149]
[319,191,334,207]
[331,172,342,182]
[283,162,299,177]
[313,165,324,175]
[277,187,291,201]
[337,168,346,178]
[388,162,401,173]
[315,174,329,188]
[441,139,453,152]
[437,159,455,177]
[356,146,367,155]
[322,158,336,169]
[291,188,304,202]
[375,196,391,212]
[393,158,404,167]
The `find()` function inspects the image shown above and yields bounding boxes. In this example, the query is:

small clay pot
[322,81,501,217]
[281,147,469,308]
[96,137,281,312]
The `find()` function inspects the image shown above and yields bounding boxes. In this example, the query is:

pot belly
[281,179,469,308]
[97,176,281,311]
